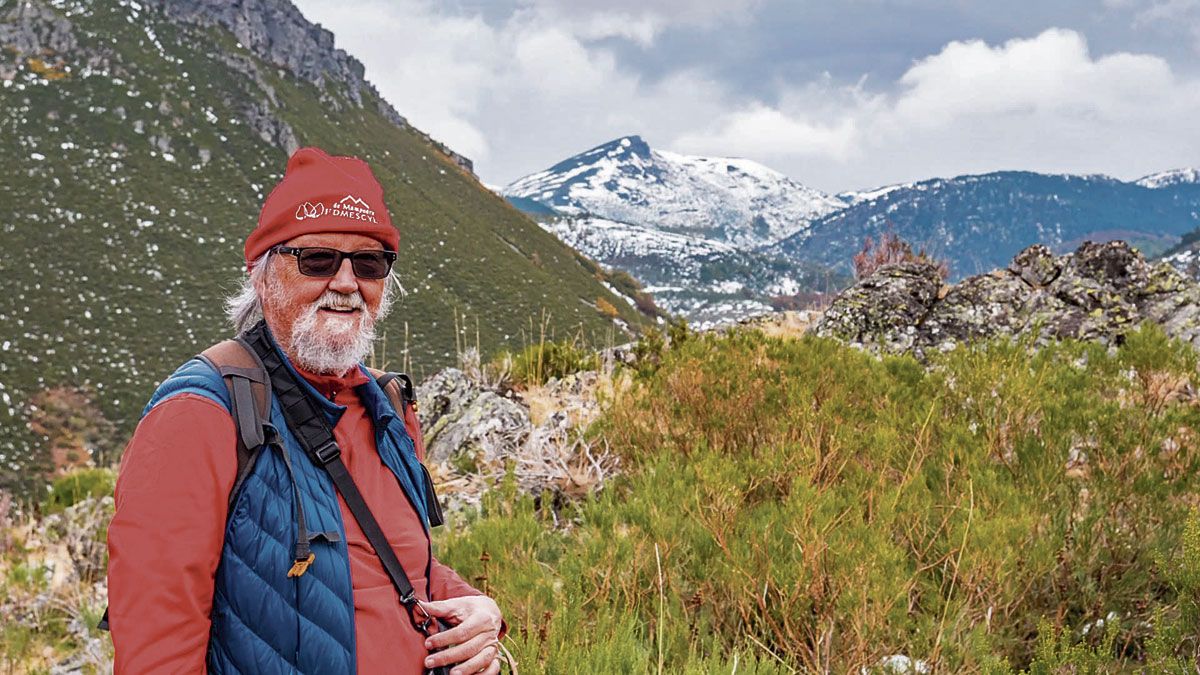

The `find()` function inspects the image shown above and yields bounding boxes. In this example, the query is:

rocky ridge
[0,0,473,171]
[813,240,1200,359]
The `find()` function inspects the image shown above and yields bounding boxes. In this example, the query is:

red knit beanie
[245,147,400,267]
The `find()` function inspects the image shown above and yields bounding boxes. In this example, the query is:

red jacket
[107,365,483,673]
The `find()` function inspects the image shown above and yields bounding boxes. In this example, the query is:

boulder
[812,262,943,353]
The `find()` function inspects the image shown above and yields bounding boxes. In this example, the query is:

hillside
[774,171,1200,280]
[0,0,651,492]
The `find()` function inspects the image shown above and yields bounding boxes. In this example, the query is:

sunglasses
[271,245,397,279]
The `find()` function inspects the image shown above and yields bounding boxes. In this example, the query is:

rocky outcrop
[415,367,618,510]
[418,368,530,464]
[146,0,380,107]
[814,241,1200,358]
[0,2,108,81]
[0,2,77,58]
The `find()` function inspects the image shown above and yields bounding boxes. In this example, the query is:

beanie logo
[292,195,378,224]
[330,194,378,224]
[295,201,326,221]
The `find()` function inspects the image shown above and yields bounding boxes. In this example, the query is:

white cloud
[291,0,733,181]
[521,0,761,43]
[671,28,1200,191]
[291,1,1200,194]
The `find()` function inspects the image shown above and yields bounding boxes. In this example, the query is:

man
[106,147,505,674]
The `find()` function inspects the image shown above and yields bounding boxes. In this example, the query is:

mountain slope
[772,171,1200,280]
[0,0,650,491]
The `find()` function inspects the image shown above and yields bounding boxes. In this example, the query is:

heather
[433,322,1200,671]
[4,323,1200,672]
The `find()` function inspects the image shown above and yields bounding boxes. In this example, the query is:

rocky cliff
[0,0,473,172]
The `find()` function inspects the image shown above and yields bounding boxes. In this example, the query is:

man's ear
[252,257,272,306]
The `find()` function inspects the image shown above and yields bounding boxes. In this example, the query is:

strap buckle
[313,440,341,464]
[404,597,435,636]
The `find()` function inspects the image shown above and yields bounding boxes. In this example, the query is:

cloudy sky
[291,0,1200,194]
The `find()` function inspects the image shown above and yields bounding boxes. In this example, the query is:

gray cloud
[292,0,1200,193]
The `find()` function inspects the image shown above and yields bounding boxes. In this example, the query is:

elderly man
[106,147,505,674]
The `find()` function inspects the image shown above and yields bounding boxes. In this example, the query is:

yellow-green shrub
[435,323,1200,672]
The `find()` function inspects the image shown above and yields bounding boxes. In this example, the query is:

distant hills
[0,0,651,491]
[776,170,1200,279]
[505,137,1200,322]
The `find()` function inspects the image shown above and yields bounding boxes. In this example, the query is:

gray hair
[224,252,406,335]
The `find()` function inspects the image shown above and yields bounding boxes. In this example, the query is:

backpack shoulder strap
[367,367,443,528]
[199,339,272,511]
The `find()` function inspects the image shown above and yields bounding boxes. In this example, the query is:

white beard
[288,290,376,375]
[264,279,386,376]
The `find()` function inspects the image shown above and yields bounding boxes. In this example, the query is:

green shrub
[435,323,1200,672]
[42,468,115,514]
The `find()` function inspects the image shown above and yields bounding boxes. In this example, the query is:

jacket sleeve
[107,393,238,674]
[429,558,508,639]
[428,556,482,600]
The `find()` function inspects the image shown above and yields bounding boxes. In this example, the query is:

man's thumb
[418,599,454,617]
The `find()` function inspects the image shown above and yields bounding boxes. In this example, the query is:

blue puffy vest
[142,341,435,673]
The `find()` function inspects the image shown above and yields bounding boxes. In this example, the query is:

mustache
[314,290,366,311]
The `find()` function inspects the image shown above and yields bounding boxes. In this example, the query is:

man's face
[256,232,391,374]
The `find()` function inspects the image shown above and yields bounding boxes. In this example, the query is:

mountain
[0,0,651,492]
[504,136,851,325]
[505,135,845,248]
[1141,168,1200,280]
[1137,167,1200,189]
[771,171,1200,280]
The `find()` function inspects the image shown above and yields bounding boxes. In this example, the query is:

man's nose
[328,256,359,294]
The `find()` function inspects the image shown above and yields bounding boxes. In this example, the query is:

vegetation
[432,322,1200,672]
[853,228,952,281]
[500,338,600,387]
[3,323,1200,670]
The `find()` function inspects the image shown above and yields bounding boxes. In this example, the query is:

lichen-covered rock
[813,262,943,353]
[413,366,622,512]
[416,368,529,464]
[813,240,1200,358]
[919,271,1034,351]
[1008,244,1060,288]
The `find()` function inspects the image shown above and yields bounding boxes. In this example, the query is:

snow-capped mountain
[505,136,1200,324]
[505,135,845,249]
[1136,168,1200,189]
[540,215,737,281]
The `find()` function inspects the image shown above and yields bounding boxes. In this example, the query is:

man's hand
[421,595,504,675]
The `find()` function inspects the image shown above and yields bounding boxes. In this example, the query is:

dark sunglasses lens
[297,248,340,276]
[351,252,392,279]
